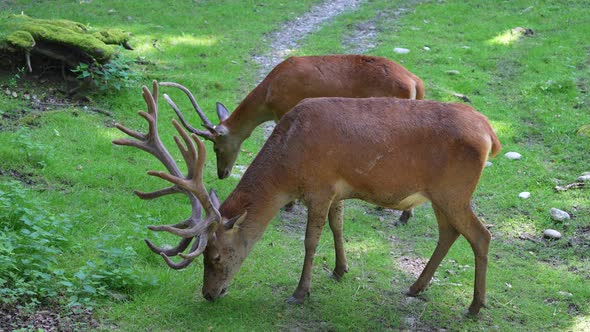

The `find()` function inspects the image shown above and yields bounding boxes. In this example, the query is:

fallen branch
[519,234,541,244]
[554,182,585,192]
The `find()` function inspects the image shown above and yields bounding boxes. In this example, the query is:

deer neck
[223,82,273,140]
[220,178,291,244]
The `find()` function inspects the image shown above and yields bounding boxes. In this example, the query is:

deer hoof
[405,287,421,297]
[330,266,349,281]
[466,301,486,316]
[286,295,305,305]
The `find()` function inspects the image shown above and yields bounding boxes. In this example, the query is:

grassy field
[1,0,589,331]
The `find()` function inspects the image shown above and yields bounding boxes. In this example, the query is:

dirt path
[252,4,435,329]
[252,0,363,81]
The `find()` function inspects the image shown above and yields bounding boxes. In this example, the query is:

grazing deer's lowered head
[114,82,500,315]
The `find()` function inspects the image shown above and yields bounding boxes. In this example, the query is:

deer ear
[209,188,220,209]
[223,211,247,230]
[216,102,230,122]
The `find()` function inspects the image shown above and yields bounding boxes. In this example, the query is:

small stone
[461,46,471,49]
[558,291,573,297]
[446,70,460,75]
[550,208,570,221]
[518,192,530,199]
[11,91,18,98]
[485,161,493,167]
[578,175,590,182]
[394,47,410,54]
[543,229,562,239]
[504,151,522,160]
[404,317,416,327]
[423,46,430,51]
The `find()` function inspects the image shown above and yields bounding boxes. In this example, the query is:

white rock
[543,229,562,239]
[446,70,460,75]
[550,208,570,221]
[518,192,530,199]
[423,46,431,51]
[558,291,573,297]
[485,161,493,167]
[504,151,522,160]
[394,47,410,54]
[578,175,590,182]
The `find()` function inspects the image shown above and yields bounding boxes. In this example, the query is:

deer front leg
[287,198,331,304]
[328,200,348,281]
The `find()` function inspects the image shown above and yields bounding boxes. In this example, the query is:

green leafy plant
[71,51,137,92]
[0,180,76,305]
[0,181,156,309]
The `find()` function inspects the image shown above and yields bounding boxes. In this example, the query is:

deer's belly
[389,192,429,210]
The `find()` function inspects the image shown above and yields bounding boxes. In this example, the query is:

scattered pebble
[394,47,410,54]
[461,46,471,49]
[543,229,562,240]
[404,317,416,327]
[504,151,522,160]
[550,208,570,222]
[423,46,430,51]
[231,165,247,179]
[446,70,460,75]
[11,91,18,98]
[518,192,530,199]
[485,161,493,167]
[578,174,590,182]
[558,291,573,297]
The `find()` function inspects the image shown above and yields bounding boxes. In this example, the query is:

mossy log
[0,14,132,72]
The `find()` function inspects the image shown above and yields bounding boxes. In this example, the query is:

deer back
[240,97,499,207]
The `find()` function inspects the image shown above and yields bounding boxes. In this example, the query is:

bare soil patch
[0,303,99,332]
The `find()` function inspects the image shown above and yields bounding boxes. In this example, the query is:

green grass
[1,0,589,331]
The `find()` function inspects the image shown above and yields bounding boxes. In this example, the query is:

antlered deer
[114,82,500,315]
[161,55,423,223]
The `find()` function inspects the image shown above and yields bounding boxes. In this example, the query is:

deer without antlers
[162,54,424,224]
[114,83,500,315]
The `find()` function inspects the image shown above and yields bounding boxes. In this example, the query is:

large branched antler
[159,81,217,141]
[113,81,220,269]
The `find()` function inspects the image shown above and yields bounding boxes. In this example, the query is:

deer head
[159,82,241,179]
[113,81,253,300]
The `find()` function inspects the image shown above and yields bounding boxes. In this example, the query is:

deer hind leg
[328,200,348,281]
[408,204,459,296]
[410,200,491,315]
[458,209,491,315]
[287,196,332,304]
